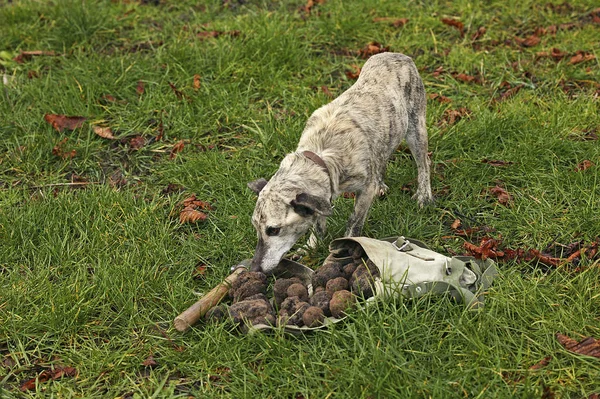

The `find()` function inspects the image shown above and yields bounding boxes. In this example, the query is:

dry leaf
[128,135,146,150]
[321,85,333,98]
[463,237,505,260]
[438,107,471,126]
[515,35,541,47]
[180,209,208,224]
[136,80,145,96]
[488,184,513,206]
[182,195,213,211]
[471,26,486,41]
[170,140,185,160]
[575,160,594,172]
[529,356,552,370]
[52,138,76,159]
[453,73,477,83]
[450,219,462,230]
[427,93,452,103]
[556,333,600,358]
[482,159,514,167]
[357,41,390,59]
[168,81,189,101]
[569,51,596,65]
[19,366,77,391]
[345,64,361,80]
[142,355,158,368]
[44,114,87,132]
[193,74,201,90]
[13,50,56,64]
[373,17,409,28]
[92,125,116,140]
[441,18,464,37]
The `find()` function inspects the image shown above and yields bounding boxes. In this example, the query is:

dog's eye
[266,227,281,236]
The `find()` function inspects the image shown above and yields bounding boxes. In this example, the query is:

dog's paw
[413,191,435,207]
[378,183,389,197]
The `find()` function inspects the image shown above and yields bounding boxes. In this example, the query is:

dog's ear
[248,178,268,195]
[291,193,332,217]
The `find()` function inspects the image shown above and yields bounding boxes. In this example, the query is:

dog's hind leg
[406,105,433,207]
[345,184,379,237]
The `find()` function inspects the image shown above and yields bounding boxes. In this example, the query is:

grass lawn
[1,0,599,397]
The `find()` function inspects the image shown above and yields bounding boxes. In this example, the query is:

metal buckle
[392,238,410,252]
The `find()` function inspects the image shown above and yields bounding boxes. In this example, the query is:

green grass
[1,0,599,397]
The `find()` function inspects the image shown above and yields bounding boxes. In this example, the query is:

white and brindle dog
[248,53,433,274]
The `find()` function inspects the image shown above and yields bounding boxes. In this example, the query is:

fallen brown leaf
[373,17,409,28]
[52,138,76,159]
[569,51,596,65]
[142,355,158,368]
[450,219,462,230]
[438,107,471,126]
[453,72,477,83]
[529,356,552,370]
[471,26,486,41]
[180,209,208,224]
[321,85,333,98]
[168,82,190,101]
[92,125,116,140]
[136,80,145,96]
[463,237,505,260]
[441,18,464,37]
[182,195,213,211]
[170,140,185,160]
[128,135,146,150]
[196,30,240,39]
[556,333,600,358]
[575,160,594,172]
[19,366,77,391]
[13,50,56,64]
[193,74,201,90]
[482,159,514,167]
[193,264,207,279]
[427,93,452,103]
[515,34,541,47]
[536,47,568,61]
[44,114,87,132]
[345,64,361,80]
[357,41,390,59]
[300,0,326,15]
[488,184,513,206]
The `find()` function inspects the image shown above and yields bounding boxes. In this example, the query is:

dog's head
[248,178,331,274]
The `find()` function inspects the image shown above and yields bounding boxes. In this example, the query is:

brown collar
[301,151,334,200]
[302,151,329,174]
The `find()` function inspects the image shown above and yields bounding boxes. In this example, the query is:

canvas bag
[249,236,498,333]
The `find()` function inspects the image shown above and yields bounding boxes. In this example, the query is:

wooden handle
[173,267,246,332]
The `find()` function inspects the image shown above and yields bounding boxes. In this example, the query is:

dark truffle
[350,272,375,298]
[228,297,275,327]
[287,283,309,302]
[278,296,310,326]
[272,277,303,306]
[329,290,355,318]
[204,304,227,323]
[326,276,349,297]
[342,262,358,280]
[230,271,268,303]
[311,262,343,289]
[309,290,332,316]
[302,306,325,327]
[352,244,365,260]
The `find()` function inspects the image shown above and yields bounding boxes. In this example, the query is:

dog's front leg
[306,215,327,248]
[345,185,378,237]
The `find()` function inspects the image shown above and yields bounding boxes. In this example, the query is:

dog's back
[297,52,428,197]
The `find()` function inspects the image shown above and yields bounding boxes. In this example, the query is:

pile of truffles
[206,242,380,330]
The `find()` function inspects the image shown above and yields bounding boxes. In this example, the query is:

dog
[248,53,433,274]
